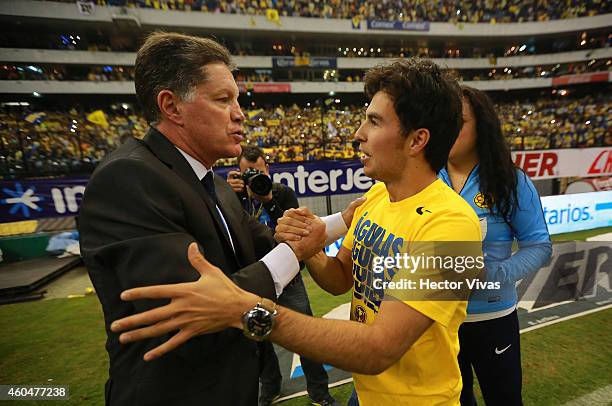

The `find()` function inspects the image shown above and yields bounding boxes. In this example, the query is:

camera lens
[249,173,273,196]
[242,169,273,196]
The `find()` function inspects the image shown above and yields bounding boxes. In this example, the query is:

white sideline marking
[586,232,612,242]
[561,384,612,405]
[275,378,353,403]
[519,304,612,333]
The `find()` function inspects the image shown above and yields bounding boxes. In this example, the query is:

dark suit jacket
[79,128,277,406]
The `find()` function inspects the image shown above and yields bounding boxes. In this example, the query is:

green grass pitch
[0,227,610,405]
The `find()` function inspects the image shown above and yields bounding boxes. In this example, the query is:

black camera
[241,168,273,196]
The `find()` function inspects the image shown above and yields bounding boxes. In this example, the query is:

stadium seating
[2,1,611,177]
[0,109,148,176]
[1,60,609,82]
[48,0,611,23]
[1,93,609,176]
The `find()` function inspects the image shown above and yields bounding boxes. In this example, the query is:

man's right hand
[278,208,327,261]
[227,170,245,193]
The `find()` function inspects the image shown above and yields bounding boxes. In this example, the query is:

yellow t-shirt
[342,179,482,406]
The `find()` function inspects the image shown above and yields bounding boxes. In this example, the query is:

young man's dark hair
[238,145,267,164]
[363,58,463,172]
[134,32,234,124]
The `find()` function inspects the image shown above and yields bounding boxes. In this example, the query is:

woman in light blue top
[439,86,552,406]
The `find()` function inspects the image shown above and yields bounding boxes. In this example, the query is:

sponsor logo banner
[366,20,430,31]
[237,82,292,93]
[1,148,610,222]
[540,191,612,235]
[0,178,86,223]
[272,56,337,69]
[517,241,612,316]
[215,160,375,197]
[551,71,610,86]
[511,147,612,180]
[0,161,374,222]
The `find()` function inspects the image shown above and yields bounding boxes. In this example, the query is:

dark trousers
[259,273,330,401]
[458,309,523,406]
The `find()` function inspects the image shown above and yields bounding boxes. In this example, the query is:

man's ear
[157,90,184,126]
[408,128,430,155]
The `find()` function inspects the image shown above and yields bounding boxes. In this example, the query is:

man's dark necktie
[201,171,234,250]
[201,172,220,206]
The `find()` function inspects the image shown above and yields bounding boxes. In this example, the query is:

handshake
[274,197,366,261]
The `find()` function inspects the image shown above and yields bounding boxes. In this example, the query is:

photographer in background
[227,145,338,406]
[227,146,298,230]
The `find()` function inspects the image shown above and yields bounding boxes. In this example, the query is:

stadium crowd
[0,65,135,82]
[0,107,148,176]
[2,60,609,83]
[50,0,610,22]
[1,93,610,176]
[341,59,611,82]
[468,59,611,80]
[2,29,608,59]
[226,93,612,163]
[501,93,611,149]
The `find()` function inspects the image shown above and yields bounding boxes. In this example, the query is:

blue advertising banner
[214,159,374,198]
[5,160,609,231]
[272,56,337,69]
[366,20,430,31]
[0,160,372,222]
[540,191,612,234]
[0,178,87,223]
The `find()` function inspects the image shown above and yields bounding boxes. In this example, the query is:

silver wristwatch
[241,298,278,341]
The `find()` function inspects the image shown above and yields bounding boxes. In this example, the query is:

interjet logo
[1,182,43,217]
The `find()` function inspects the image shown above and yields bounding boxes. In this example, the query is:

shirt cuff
[261,242,300,297]
[322,212,348,246]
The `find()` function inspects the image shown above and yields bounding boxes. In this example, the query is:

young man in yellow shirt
[111,59,483,405]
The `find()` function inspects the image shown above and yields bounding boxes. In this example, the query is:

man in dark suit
[79,32,327,406]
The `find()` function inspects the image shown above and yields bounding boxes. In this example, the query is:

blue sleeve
[486,171,552,283]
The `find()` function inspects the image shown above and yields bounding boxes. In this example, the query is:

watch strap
[259,298,277,314]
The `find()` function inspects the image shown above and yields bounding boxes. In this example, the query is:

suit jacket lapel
[142,128,237,257]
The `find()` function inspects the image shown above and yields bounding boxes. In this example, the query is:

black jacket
[79,128,276,406]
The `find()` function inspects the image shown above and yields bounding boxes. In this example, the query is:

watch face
[245,307,274,338]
